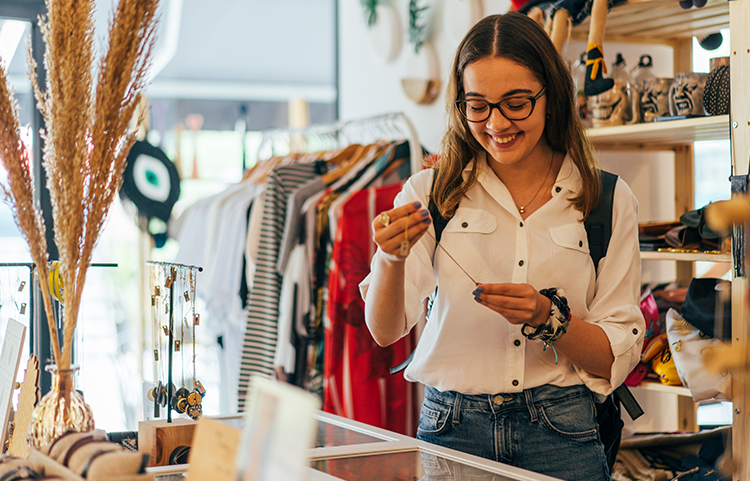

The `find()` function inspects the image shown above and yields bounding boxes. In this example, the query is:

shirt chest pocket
[438,208,497,281]
[549,224,590,294]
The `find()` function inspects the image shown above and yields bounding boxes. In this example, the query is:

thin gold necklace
[517,150,555,214]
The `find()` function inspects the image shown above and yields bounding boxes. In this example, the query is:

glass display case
[146,411,561,481]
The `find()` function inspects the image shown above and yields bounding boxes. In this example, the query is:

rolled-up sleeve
[359,170,438,334]
[577,179,646,396]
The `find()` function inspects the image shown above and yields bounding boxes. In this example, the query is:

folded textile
[40,430,151,480]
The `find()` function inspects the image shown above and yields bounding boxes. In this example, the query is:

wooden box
[138,418,197,467]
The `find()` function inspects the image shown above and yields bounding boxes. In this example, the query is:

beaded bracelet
[521,288,571,364]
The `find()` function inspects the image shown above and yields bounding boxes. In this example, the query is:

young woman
[359,12,644,481]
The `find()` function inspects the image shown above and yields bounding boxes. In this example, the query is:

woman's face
[461,57,548,168]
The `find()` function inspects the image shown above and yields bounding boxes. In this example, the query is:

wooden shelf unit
[587,115,730,150]
[572,0,750,464]
[635,378,692,397]
[571,0,729,45]
[640,251,732,263]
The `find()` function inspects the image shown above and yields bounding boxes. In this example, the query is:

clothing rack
[257,112,423,175]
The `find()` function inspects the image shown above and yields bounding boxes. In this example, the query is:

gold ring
[379,212,391,227]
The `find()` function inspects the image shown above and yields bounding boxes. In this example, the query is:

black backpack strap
[585,170,618,272]
[615,384,644,420]
[429,169,449,244]
[584,172,644,423]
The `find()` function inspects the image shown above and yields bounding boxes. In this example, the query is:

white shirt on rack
[360,154,644,396]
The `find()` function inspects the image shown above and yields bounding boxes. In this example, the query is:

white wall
[339,0,510,152]
[338,0,682,432]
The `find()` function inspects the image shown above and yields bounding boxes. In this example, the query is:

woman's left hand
[472,283,551,327]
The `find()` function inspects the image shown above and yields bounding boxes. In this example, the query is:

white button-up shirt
[360,154,645,396]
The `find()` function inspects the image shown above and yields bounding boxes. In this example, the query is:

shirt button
[514,339,521,346]
[632,328,638,335]
[555,186,561,193]
[519,260,524,267]
[493,395,504,405]
[519,222,524,227]
[462,222,468,228]
[512,380,519,387]
[579,240,583,247]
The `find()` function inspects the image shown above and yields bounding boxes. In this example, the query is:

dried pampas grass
[0,0,160,371]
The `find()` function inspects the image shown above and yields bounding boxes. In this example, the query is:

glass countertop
[314,419,384,448]
[312,450,518,481]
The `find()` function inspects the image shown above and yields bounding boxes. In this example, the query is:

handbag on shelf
[665,308,731,402]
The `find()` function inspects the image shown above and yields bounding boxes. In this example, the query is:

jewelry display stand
[139,261,203,467]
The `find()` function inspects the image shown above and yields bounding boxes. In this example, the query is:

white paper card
[0,319,26,446]
[236,375,320,481]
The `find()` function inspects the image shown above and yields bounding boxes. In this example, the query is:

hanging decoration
[0,0,160,447]
[401,0,441,104]
[362,0,402,63]
[407,0,429,54]
[360,0,380,27]
[120,140,181,248]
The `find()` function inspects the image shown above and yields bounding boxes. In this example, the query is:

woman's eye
[467,102,488,112]
[504,101,528,111]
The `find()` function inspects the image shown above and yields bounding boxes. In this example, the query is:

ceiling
[2,0,337,103]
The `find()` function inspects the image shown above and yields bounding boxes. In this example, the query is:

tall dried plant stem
[0,62,62,365]
[28,0,159,372]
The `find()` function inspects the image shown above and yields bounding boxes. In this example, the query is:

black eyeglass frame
[455,86,547,122]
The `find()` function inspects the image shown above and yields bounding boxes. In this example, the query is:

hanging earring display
[187,269,203,420]
[147,261,203,421]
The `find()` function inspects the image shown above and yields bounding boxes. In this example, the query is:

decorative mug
[640,77,673,122]
[669,72,707,116]
[589,79,639,128]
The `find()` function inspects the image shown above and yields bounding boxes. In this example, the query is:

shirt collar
[469,151,583,195]
[554,154,582,195]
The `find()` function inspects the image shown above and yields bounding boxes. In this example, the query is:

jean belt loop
[524,389,539,422]
[452,392,462,424]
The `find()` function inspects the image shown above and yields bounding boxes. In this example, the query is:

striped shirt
[238,162,321,410]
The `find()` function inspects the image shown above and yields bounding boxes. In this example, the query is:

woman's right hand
[372,201,432,260]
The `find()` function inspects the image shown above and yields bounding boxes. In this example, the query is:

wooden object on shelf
[138,418,197,467]
[8,355,40,458]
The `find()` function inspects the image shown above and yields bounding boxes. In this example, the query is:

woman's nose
[485,106,512,131]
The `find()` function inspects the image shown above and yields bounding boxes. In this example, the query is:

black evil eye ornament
[120,140,181,247]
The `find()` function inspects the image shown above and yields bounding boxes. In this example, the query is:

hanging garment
[237,161,324,411]
[324,182,417,436]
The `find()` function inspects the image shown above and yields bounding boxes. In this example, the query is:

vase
[28,365,95,448]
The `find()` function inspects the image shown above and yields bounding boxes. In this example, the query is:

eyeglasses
[455,86,547,123]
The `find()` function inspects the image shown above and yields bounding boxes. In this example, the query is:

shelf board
[587,115,729,149]
[634,378,692,397]
[571,0,729,44]
[640,250,731,262]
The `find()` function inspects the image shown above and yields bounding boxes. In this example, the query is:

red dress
[324,182,418,436]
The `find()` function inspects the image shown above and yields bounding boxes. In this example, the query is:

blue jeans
[417,384,611,481]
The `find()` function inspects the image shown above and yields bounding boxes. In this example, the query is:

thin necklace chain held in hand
[517,150,555,214]
[400,215,410,256]
[424,230,478,285]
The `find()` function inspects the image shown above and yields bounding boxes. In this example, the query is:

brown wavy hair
[433,12,600,219]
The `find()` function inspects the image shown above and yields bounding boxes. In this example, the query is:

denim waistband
[424,383,591,412]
